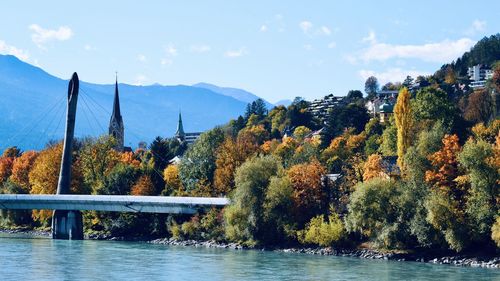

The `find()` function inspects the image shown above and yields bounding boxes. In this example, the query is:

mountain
[274,99,292,107]
[192,82,273,108]
[0,55,250,151]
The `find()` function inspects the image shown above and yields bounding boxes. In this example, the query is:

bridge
[0,194,229,214]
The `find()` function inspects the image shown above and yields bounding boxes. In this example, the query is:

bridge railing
[0,194,229,214]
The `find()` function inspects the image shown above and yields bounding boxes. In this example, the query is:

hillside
[0,55,252,150]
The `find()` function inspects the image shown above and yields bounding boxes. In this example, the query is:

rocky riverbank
[148,237,500,269]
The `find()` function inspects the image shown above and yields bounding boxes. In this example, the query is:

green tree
[364,76,379,99]
[224,155,282,245]
[178,127,225,194]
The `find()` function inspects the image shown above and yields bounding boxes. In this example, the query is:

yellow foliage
[297,213,345,247]
[492,216,500,248]
[394,87,413,171]
[163,165,184,195]
[121,151,141,167]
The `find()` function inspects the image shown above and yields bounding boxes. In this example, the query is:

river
[0,233,499,280]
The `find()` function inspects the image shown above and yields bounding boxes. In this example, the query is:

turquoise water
[0,234,499,281]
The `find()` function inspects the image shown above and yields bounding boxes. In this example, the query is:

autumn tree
[287,160,327,226]
[0,156,14,183]
[131,175,155,196]
[79,136,120,194]
[163,165,183,195]
[394,87,413,170]
[10,151,38,191]
[214,131,259,194]
[464,89,493,124]
[363,154,385,181]
[29,143,86,224]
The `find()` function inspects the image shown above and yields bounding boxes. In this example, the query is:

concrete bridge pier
[52,210,83,240]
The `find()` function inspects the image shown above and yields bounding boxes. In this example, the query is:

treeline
[1,56,499,254]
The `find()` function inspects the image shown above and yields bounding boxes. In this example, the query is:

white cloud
[320,26,331,36]
[29,24,72,49]
[0,40,29,61]
[362,30,377,44]
[260,25,268,32]
[190,44,211,53]
[465,19,486,35]
[134,74,148,86]
[299,21,313,33]
[225,47,247,58]
[355,36,475,63]
[328,41,337,48]
[165,44,177,56]
[137,54,147,62]
[359,68,431,84]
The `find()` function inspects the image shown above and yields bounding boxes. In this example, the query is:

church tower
[109,76,124,151]
[175,111,185,142]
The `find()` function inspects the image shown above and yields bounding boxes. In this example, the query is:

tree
[459,139,498,243]
[364,76,379,99]
[178,127,225,194]
[346,179,411,248]
[412,87,455,127]
[464,89,493,124]
[394,87,413,170]
[244,99,267,120]
[224,155,283,245]
[321,103,370,146]
[363,154,384,181]
[29,143,86,224]
[10,151,38,191]
[297,212,345,247]
[293,126,311,142]
[79,136,120,194]
[402,75,414,88]
[379,118,397,156]
[214,132,258,195]
[162,165,183,195]
[131,175,155,196]
[287,160,327,226]
[0,156,14,183]
[347,90,363,101]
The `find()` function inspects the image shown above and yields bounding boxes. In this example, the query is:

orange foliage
[260,139,280,154]
[131,175,155,196]
[425,134,462,195]
[29,144,86,223]
[0,156,14,182]
[121,151,141,167]
[363,154,386,181]
[287,160,327,225]
[214,135,259,194]
[10,151,38,190]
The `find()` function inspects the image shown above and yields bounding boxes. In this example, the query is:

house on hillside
[468,64,493,89]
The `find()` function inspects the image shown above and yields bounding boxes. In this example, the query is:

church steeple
[175,111,185,141]
[109,75,124,151]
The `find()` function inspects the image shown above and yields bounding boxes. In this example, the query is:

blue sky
[0,1,498,103]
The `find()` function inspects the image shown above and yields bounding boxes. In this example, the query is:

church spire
[175,111,185,141]
[109,74,124,151]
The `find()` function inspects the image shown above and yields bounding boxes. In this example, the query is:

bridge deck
[0,194,229,214]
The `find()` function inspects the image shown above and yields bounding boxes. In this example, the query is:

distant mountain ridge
[193,82,273,108]
[0,55,261,151]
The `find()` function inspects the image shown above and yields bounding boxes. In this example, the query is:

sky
[0,1,498,103]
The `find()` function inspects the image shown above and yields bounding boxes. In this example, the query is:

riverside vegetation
[1,34,500,265]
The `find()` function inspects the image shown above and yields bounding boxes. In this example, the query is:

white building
[468,64,493,89]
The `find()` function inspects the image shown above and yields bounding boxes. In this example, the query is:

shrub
[491,216,500,248]
[298,213,345,247]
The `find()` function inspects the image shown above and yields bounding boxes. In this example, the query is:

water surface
[1,233,499,281]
